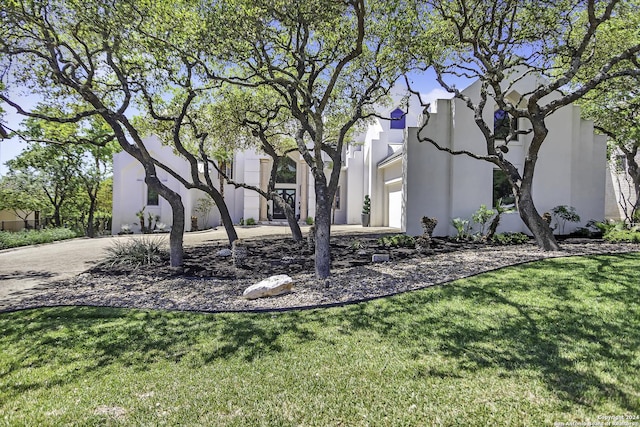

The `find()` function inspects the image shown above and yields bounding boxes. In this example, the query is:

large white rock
[243,275,294,300]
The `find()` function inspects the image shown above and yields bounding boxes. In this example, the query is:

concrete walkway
[0,225,393,304]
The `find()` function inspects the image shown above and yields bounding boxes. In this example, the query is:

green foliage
[1,254,639,425]
[471,204,495,236]
[349,239,364,250]
[104,236,167,268]
[377,234,415,248]
[0,228,78,250]
[490,232,530,245]
[451,217,472,240]
[362,195,371,215]
[305,216,314,225]
[244,218,257,226]
[603,227,640,243]
[551,205,581,235]
[0,172,48,218]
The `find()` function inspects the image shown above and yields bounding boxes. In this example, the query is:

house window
[493,169,515,206]
[276,156,297,184]
[147,186,159,206]
[390,108,406,129]
[494,109,517,140]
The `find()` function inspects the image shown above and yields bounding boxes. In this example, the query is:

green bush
[451,217,472,240]
[104,236,167,268]
[306,216,314,225]
[377,234,415,248]
[245,217,257,226]
[603,229,640,243]
[490,232,530,245]
[0,228,78,250]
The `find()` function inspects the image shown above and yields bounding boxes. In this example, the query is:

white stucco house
[112,74,609,237]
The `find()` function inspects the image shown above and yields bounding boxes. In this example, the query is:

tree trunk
[86,197,97,238]
[626,151,640,222]
[53,206,62,227]
[273,195,303,242]
[284,203,303,242]
[517,191,560,251]
[486,213,500,241]
[149,176,185,267]
[205,189,237,244]
[314,185,332,279]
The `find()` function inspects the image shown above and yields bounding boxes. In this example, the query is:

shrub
[306,216,314,225]
[472,204,495,236]
[104,236,167,268]
[245,218,257,226]
[551,205,580,235]
[451,217,472,240]
[377,234,415,248]
[362,195,371,215]
[490,232,530,245]
[349,239,364,250]
[0,228,78,250]
[603,229,640,243]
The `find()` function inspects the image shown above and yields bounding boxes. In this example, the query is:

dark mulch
[89,233,503,280]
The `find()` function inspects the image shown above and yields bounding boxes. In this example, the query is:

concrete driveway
[0,225,393,308]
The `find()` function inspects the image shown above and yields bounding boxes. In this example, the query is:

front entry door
[274,189,296,219]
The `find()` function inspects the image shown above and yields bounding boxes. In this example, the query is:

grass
[1,253,639,426]
[0,228,78,250]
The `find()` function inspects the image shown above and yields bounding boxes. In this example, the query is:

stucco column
[259,159,270,220]
[301,161,309,220]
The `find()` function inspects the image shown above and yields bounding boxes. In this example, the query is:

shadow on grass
[1,254,638,412]
[309,254,640,412]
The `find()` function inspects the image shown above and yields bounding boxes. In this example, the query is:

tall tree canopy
[0,0,208,266]
[573,1,640,223]
[211,0,409,278]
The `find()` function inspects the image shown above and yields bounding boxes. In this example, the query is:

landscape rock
[216,249,232,257]
[243,274,294,300]
[372,253,390,262]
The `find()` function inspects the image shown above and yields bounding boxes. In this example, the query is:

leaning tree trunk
[283,203,303,242]
[626,152,640,222]
[274,195,303,242]
[517,188,560,251]
[313,184,333,279]
[204,189,238,244]
[149,175,185,267]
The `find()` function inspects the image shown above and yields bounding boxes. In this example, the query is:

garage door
[388,189,402,229]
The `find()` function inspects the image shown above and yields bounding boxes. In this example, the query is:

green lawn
[1,253,639,426]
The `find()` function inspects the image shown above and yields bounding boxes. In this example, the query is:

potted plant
[361,195,371,227]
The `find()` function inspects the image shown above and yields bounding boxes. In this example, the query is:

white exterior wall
[113,136,241,233]
[400,75,607,237]
[241,150,262,222]
[112,136,192,234]
[345,148,364,224]
[112,78,607,237]
[404,99,453,237]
